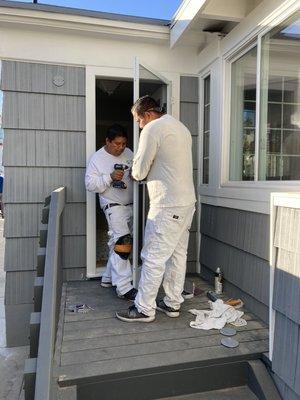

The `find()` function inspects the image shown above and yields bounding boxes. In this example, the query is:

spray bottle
[214,267,223,294]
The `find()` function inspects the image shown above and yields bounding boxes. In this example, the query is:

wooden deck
[53,277,269,399]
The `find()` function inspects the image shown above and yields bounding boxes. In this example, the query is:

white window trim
[217,2,300,212]
[199,69,211,187]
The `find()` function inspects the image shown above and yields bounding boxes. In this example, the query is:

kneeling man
[85,124,137,300]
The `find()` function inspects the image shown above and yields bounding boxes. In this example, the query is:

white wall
[0,24,199,75]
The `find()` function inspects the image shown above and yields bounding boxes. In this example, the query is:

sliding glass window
[202,75,210,184]
[229,10,300,181]
[230,47,257,181]
[258,13,300,180]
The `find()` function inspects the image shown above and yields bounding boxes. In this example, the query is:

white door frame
[85,64,180,278]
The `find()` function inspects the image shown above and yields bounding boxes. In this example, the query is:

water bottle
[214,267,223,294]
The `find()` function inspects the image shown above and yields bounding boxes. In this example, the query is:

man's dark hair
[106,124,127,141]
[131,95,164,117]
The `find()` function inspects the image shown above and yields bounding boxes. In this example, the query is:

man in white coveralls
[85,124,137,301]
[116,96,196,322]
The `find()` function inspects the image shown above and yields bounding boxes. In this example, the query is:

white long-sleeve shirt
[132,114,196,207]
[85,146,133,208]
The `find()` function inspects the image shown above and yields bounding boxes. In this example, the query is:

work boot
[156,299,180,318]
[116,305,155,323]
[117,288,138,301]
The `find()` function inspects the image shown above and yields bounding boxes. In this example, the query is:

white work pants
[135,205,195,317]
[101,205,133,295]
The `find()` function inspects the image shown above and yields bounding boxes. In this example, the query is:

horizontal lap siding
[200,204,270,322]
[180,76,198,272]
[1,60,86,346]
[272,206,300,398]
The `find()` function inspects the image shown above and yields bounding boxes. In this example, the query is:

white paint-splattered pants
[102,205,133,295]
[135,205,195,317]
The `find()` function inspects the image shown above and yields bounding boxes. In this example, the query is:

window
[229,11,300,181]
[230,47,257,181]
[202,75,210,184]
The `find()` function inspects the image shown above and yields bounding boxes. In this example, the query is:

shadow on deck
[51,276,280,399]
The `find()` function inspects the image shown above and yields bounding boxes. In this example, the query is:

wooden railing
[24,187,66,400]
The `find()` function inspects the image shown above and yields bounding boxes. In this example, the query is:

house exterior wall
[271,206,300,400]
[199,204,270,323]
[1,60,199,345]
[196,1,299,396]
[2,60,86,346]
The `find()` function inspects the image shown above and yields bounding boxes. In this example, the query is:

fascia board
[0,6,170,42]
[170,0,207,48]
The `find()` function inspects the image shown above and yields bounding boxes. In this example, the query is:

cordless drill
[112,164,128,189]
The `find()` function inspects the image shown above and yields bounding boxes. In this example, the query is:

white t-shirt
[85,146,133,208]
[132,114,196,207]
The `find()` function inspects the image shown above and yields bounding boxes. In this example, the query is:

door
[132,57,171,287]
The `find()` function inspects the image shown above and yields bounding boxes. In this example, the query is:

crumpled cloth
[189,299,247,330]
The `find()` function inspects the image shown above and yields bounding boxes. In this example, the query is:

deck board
[56,277,269,386]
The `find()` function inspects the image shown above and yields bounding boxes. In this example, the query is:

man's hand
[110,170,124,181]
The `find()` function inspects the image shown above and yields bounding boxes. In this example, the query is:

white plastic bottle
[214,267,223,294]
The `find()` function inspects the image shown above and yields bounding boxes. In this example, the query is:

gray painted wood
[160,386,258,400]
[180,102,199,135]
[4,204,41,238]
[34,277,44,312]
[187,232,196,261]
[273,247,300,325]
[63,268,86,281]
[24,358,37,400]
[5,271,35,304]
[4,130,85,167]
[200,204,269,260]
[2,92,45,129]
[200,235,269,306]
[4,237,38,271]
[35,187,66,400]
[44,95,85,131]
[62,236,86,269]
[30,312,41,358]
[62,204,86,236]
[4,203,86,238]
[274,374,300,400]
[1,61,85,96]
[2,92,85,131]
[57,278,268,385]
[273,312,299,393]
[3,167,85,203]
[274,207,300,254]
[180,76,199,103]
[5,303,34,347]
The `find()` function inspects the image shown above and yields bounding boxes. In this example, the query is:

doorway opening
[95,76,167,274]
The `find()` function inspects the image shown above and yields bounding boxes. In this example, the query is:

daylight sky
[8,0,183,19]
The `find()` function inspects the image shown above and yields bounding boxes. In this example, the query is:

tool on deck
[112,163,128,189]
[206,290,219,302]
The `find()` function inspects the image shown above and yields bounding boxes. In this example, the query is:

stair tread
[159,386,258,399]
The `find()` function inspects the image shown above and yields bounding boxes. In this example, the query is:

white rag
[189,299,247,330]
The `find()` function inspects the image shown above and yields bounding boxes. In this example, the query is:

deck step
[159,386,258,399]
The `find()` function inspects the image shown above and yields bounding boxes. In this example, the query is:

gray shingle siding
[272,205,300,398]
[200,204,270,323]
[1,60,86,346]
[180,76,199,272]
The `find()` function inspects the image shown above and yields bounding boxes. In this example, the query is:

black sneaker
[156,299,180,318]
[116,305,155,323]
[117,288,138,301]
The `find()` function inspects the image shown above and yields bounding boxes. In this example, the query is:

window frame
[222,4,300,187]
[199,68,211,187]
